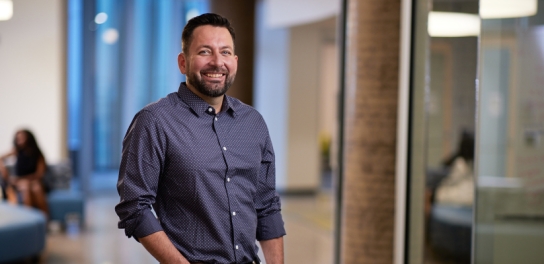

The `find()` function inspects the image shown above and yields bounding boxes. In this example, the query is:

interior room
[2,0,544,263]
[0,0,339,263]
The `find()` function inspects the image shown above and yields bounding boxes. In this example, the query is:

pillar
[340,0,401,263]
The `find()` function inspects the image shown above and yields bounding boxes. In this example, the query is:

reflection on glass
[475,0,544,263]
[422,0,478,263]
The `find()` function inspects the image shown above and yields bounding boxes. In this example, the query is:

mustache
[201,66,228,74]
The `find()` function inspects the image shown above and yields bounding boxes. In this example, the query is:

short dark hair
[182,13,235,55]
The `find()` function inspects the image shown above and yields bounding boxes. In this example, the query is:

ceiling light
[480,0,537,19]
[428,12,480,37]
[0,0,13,21]
[102,28,119,44]
[95,12,108,24]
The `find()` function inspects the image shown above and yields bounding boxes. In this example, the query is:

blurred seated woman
[425,130,474,217]
[434,130,474,206]
[0,129,48,216]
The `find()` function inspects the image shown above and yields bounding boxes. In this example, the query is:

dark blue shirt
[115,83,285,264]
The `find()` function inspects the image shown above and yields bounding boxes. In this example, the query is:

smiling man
[115,13,286,264]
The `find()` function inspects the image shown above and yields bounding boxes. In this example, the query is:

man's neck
[186,83,224,113]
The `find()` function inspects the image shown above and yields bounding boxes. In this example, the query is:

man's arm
[255,134,286,263]
[139,231,190,264]
[259,236,284,264]
[116,110,164,235]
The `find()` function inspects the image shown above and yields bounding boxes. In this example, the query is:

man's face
[178,25,238,98]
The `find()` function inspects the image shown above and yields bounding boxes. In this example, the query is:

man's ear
[178,52,187,74]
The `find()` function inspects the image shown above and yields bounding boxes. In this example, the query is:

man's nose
[209,53,224,67]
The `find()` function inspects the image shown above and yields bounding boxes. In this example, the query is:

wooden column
[210,0,255,106]
[340,0,401,263]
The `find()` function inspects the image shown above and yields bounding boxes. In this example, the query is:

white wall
[0,0,65,163]
[255,0,338,191]
[286,19,336,190]
[319,42,339,171]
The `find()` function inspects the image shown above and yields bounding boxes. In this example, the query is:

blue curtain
[68,0,209,172]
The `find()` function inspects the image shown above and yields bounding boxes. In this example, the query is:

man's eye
[221,51,232,55]
[199,50,210,55]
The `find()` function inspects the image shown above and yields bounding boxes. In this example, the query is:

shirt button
[223,147,227,151]
[235,245,239,250]
[232,211,236,216]
[227,178,230,182]
[215,117,218,121]
[208,107,213,112]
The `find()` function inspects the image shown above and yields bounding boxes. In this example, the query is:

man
[115,13,285,264]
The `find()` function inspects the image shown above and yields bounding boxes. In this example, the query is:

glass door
[474,1,544,263]
[407,0,479,263]
[408,0,544,263]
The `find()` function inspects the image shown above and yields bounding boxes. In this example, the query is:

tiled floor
[36,189,334,264]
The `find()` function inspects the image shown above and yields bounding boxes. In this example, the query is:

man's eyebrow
[196,44,234,50]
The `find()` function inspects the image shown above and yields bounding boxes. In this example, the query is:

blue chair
[0,202,46,263]
[44,164,85,227]
[47,189,85,226]
[429,204,472,262]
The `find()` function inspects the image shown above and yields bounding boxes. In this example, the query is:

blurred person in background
[0,129,49,216]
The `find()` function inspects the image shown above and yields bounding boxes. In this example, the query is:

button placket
[213,108,241,259]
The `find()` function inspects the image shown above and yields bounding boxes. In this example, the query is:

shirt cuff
[256,212,286,241]
[133,209,163,240]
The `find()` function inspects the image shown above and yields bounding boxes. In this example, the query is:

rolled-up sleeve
[115,110,165,240]
[255,135,286,241]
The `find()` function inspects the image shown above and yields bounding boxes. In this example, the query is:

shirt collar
[177,82,238,117]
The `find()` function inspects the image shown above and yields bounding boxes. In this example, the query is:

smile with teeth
[203,73,225,78]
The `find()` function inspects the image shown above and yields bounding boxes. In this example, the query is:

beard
[187,67,236,98]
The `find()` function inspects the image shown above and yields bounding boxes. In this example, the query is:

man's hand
[139,231,190,264]
[259,236,284,264]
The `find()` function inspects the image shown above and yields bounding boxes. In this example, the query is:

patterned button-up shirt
[115,83,286,263]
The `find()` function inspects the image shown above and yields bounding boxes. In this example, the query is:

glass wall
[408,0,478,263]
[474,1,544,263]
[409,0,544,263]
